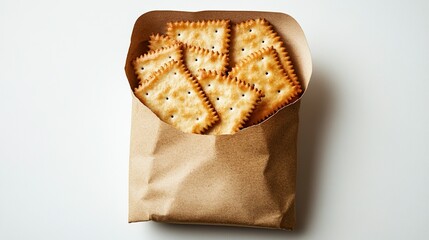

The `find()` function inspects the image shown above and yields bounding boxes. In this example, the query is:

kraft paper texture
[124,10,312,230]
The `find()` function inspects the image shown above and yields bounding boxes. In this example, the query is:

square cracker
[229,47,302,125]
[149,34,228,76]
[134,60,219,134]
[133,44,183,84]
[197,69,262,135]
[166,19,231,54]
[231,18,300,86]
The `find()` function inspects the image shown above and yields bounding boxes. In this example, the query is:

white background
[1,0,429,239]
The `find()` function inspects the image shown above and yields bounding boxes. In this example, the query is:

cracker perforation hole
[249,29,252,32]
[211,46,215,49]
[277,90,281,93]
[168,56,172,59]
[141,67,144,70]
[178,33,181,36]
[241,48,245,51]
[230,107,233,111]
[196,117,200,121]
[262,40,265,43]
[265,72,269,75]
[187,91,191,94]
[170,115,174,118]
[166,97,169,100]
[195,58,198,61]
[216,97,220,101]
[145,92,148,96]
[242,94,245,97]
[215,30,218,33]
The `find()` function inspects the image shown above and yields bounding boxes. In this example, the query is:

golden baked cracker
[184,45,228,76]
[148,33,179,51]
[134,60,218,134]
[166,19,231,54]
[149,34,228,76]
[229,47,302,125]
[231,18,299,86]
[197,69,262,135]
[133,44,182,84]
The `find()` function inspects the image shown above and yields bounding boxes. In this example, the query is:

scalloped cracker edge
[184,45,229,76]
[197,69,262,135]
[133,44,183,85]
[231,18,300,86]
[149,34,229,76]
[229,47,302,125]
[134,60,219,134]
[166,19,231,55]
[148,33,180,51]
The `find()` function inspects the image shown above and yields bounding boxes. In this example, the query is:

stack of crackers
[133,18,302,135]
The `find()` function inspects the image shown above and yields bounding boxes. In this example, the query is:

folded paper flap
[129,96,297,229]
[140,112,295,228]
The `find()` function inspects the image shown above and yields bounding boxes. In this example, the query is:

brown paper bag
[125,10,312,230]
